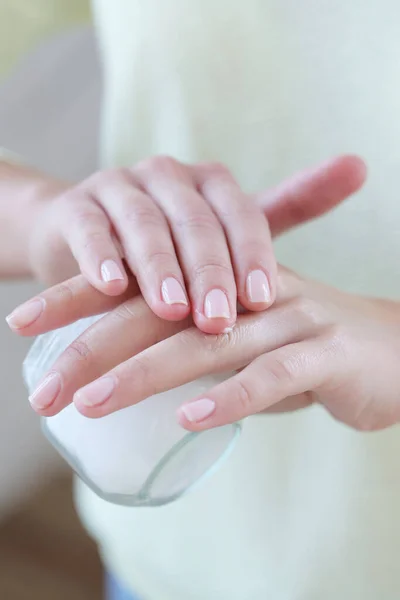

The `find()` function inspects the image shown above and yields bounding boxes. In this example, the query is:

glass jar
[23,315,241,507]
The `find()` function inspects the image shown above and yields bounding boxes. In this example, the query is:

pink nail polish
[101,260,125,282]
[161,277,188,305]
[204,289,230,319]
[29,372,61,410]
[6,297,45,330]
[178,398,216,423]
[246,270,271,304]
[75,376,116,408]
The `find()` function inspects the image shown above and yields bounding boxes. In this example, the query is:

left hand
[13,266,400,433]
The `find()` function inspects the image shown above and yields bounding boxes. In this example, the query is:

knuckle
[233,378,254,415]
[123,202,164,229]
[238,238,271,259]
[192,258,232,280]
[92,167,126,187]
[276,267,303,298]
[201,161,231,180]
[174,210,220,233]
[131,355,156,397]
[137,155,180,176]
[288,295,324,326]
[67,202,107,231]
[267,354,298,386]
[64,338,92,365]
[144,249,176,271]
[321,324,349,356]
[81,229,111,252]
[228,205,263,222]
[113,300,137,322]
[54,281,75,304]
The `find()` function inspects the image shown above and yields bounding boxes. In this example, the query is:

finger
[177,334,340,430]
[134,157,237,334]
[193,162,277,312]
[60,189,129,295]
[261,393,314,414]
[6,261,301,338]
[6,275,139,336]
[70,298,317,418]
[27,296,187,416]
[258,155,367,238]
[86,169,190,322]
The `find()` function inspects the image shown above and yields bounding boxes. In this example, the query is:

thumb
[255,155,367,238]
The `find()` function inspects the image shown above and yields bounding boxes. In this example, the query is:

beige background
[0,26,101,517]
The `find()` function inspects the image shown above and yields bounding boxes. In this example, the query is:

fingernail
[75,376,116,408]
[161,277,188,305]
[6,297,45,330]
[204,289,230,319]
[179,398,216,423]
[246,270,271,304]
[100,260,125,282]
[29,372,61,410]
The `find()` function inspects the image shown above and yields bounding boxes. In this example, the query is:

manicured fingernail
[204,289,230,319]
[29,372,61,410]
[246,270,271,304]
[161,277,188,305]
[6,297,45,330]
[178,398,216,423]
[100,259,125,282]
[75,376,116,408]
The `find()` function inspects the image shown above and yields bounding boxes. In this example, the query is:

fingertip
[177,398,217,430]
[138,277,190,321]
[328,154,368,196]
[73,393,101,418]
[176,409,196,431]
[5,297,46,336]
[96,259,129,295]
[97,278,129,297]
[238,295,273,313]
[341,154,368,191]
[239,268,276,312]
[152,301,191,322]
[193,312,236,335]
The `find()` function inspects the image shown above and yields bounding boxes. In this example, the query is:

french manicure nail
[161,277,188,305]
[6,297,45,330]
[29,372,61,410]
[246,270,271,304]
[101,259,125,282]
[204,289,230,319]
[179,398,216,423]
[75,376,116,408]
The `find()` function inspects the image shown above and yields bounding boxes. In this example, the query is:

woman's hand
[29,157,285,335]
[27,154,365,336]
[15,267,400,434]
[8,153,378,427]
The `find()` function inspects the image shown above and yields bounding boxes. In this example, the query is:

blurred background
[0,25,103,599]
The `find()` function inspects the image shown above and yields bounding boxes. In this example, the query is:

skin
[26,157,283,335]
[9,155,391,436]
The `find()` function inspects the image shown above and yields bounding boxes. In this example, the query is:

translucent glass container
[23,316,241,507]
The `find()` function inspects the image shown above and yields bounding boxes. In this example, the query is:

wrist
[0,160,69,279]
[27,177,75,283]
